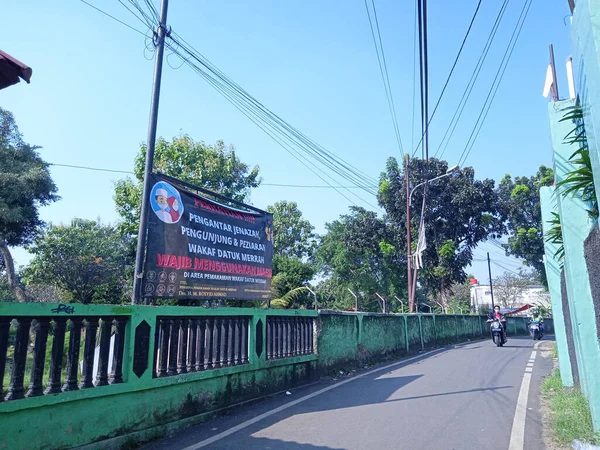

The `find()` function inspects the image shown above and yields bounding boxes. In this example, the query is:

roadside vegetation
[542,361,599,446]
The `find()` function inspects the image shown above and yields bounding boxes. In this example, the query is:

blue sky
[1,0,572,282]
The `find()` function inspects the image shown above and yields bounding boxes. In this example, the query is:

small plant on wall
[557,105,598,221]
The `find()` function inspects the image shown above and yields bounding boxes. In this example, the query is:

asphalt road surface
[143,336,553,450]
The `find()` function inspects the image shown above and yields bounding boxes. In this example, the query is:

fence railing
[0,314,128,402]
[153,316,250,377]
[266,316,314,360]
[0,304,318,407]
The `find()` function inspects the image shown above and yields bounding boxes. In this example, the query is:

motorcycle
[487,318,506,347]
[529,320,544,340]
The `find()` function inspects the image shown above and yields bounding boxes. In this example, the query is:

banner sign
[142,173,274,301]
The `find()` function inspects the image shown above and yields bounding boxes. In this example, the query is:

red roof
[0,49,32,90]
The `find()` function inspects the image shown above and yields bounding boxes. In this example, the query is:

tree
[0,107,59,301]
[267,201,316,259]
[497,165,554,287]
[493,272,529,308]
[378,156,502,307]
[315,207,405,312]
[22,219,131,304]
[114,135,261,239]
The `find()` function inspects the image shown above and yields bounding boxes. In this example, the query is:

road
[143,336,553,450]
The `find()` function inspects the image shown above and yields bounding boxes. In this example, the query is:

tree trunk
[0,241,27,302]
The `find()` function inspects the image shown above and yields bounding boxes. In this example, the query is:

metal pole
[375,293,387,314]
[306,287,318,310]
[347,288,358,312]
[405,155,413,311]
[132,0,170,304]
[487,252,495,309]
[394,296,404,314]
[549,44,559,102]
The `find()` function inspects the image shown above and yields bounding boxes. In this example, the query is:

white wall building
[470,283,550,314]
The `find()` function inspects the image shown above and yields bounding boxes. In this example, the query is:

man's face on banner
[156,194,168,209]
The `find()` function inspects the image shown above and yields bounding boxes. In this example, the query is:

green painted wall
[420,315,436,347]
[316,312,359,369]
[361,315,407,355]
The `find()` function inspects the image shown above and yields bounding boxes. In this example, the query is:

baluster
[63,318,83,391]
[289,318,294,357]
[294,317,300,355]
[188,319,197,372]
[222,318,229,367]
[265,319,271,360]
[5,318,32,400]
[308,319,314,353]
[0,317,12,401]
[178,319,188,374]
[27,318,51,397]
[205,318,214,370]
[110,317,127,384]
[294,318,299,356]
[302,318,309,355]
[277,319,283,358]
[95,318,112,386]
[299,318,305,355]
[236,318,243,365]
[214,318,222,367]
[228,319,235,366]
[231,318,239,365]
[284,318,290,357]
[80,318,99,389]
[167,319,179,376]
[241,318,248,364]
[156,319,169,377]
[197,318,206,371]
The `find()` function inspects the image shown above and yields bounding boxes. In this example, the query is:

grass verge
[542,366,600,446]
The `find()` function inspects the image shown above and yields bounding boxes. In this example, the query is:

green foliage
[268,255,316,309]
[0,108,59,247]
[315,207,405,312]
[22,219,132,304]
[497,165,554,287]
[542,369,599,445]
[557,105,598,220]
[114,136,261,239]
[267,201,316,259]
[378,156,502,301]
[544,212,565,265]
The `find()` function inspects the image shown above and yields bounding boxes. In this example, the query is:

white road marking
[508,345,537,450]
[181,348,445,449]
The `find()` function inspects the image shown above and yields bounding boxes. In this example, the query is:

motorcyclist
[529,309,545,333]
[489,305,508,340]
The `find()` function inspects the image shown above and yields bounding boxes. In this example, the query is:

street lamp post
[306,287,318,310]
[406,164,460,311]
[409,165,460,207]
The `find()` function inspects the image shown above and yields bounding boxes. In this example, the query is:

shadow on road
[382,385,512,404]
[236,436,345,449]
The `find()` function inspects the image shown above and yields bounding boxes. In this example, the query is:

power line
[412,0,483,157]
[79,0,146,35]
[48,162,378,189]
[163,32,382,208]
[435,0,510,159]
[364,0,404,154]
[457,0,533,167]
[83,0,383,210]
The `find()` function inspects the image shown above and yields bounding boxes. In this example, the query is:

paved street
[144,337,553,450]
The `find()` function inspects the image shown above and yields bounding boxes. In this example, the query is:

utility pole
[132,0,169,304]
[405,155,413,312]
[549,44,559,102]
[487,252,495,309]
